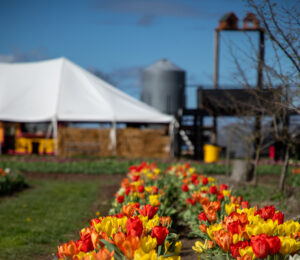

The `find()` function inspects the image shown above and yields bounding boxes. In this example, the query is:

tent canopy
[0,57,173,124]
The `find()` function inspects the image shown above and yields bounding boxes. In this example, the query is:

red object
[139,205,158,219]
[209,185,218,194]
[181,184,189,192]
[76,233,94,253]
[241,201,249,209]
[90,218,101,227]
[137,185,144,193]
[269,145,275,159]
[198,212,208,222]
[117,195,124,204]
[132,175,140,181]
[151,226,169,245]
[186,198,196,205]
[272,212,284,224]
[266,236,281,255]
[202,177,208,185]
[230,241,249,258]
[227,221,240,234]
[125,187,131,195]
[220,184,228,191]
[254,206,275,220]
[251,234,270,259]
[152,186,158,194]
[126,217,143,237]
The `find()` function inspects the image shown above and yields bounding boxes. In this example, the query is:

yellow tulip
[188,167,195,174]
[140,236,157,253]
[192,240,211,255]
[149,195,161,206]
[225,203,237,216]
[232,233,243,244]
[145,215,160,232]
[208,177,215,183]
[206,223,222,240]
[279,236,300,255]
[134,248,157,260]
[200,186,208,192]
[154,168,161,175]
[222,190,231,197]
[278,220,300,236]
[239,246,255,260]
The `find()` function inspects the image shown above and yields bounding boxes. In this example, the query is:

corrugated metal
[141,59,185,115]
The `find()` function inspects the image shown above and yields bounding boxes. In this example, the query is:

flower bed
[57,162,300,260]
[0,168,27,195]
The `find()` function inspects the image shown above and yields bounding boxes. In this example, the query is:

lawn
[0,178,107,260]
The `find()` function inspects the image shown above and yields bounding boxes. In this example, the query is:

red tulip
[220,184,228,191]
[137,185,144,193]
[251,234,269,259]
[230,240,249,258]
[117,195,124,204]
[151,226,169,245]
[198,212,208,222]
[126,217,143,237]
[241,201,249,209]
[139,205,158,219]
[202,177,208,185]
[76,233,94,253]
[182,184,189,192]
[272,212,284,225]
[209,185,218,194]
[266,236,281,255]
[255,206,275,220]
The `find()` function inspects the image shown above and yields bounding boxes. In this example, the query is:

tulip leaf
[99,239,125,259]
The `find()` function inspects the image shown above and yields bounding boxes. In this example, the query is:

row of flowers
[57,162,300,259]
[166,164,300,259]
[57,162,182,260]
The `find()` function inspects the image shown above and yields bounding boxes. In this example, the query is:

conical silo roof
[144,58,184,72]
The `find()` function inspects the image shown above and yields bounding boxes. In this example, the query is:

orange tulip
[122,204,138,217]
[94,248,115,260]
[213,229,233,252]
[113,232,126,249]
[199,224,207,233]
[119,235,140,259]
[160,216,172,227]
[121,178,130,188]
[57,240,78,258]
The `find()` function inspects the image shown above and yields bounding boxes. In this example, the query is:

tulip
[127,217,143,237]
[213,229,233,252]
[139,205,158,219]
[140,235,157,253]
[151,226,169,245]
[181,184,189,192]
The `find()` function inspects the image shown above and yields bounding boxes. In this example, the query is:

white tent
[0,57,174,154]
[0,57,173,123]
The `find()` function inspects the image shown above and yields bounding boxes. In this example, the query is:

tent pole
[53,118,58,156]
[109,121,117,156]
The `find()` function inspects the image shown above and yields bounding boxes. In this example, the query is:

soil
[23,172,300,260]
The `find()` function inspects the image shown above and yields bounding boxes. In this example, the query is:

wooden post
[254,30,265,158]
[212,29,220,145]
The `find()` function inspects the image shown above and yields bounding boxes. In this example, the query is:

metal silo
[141,59,185,115]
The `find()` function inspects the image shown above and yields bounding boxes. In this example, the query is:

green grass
[234,185,286,204]
[0,179,100,260]
[0,156,290,176]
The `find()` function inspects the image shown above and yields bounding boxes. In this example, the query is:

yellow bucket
[203,144,221,163]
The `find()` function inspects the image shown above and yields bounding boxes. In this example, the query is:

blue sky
[0,0,271,102]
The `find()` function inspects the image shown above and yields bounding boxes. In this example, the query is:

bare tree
[235,0,300,191]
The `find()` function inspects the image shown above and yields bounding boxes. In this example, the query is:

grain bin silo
[141,59,186,115]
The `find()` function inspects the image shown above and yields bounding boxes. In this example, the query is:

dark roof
[219,12,238,22]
